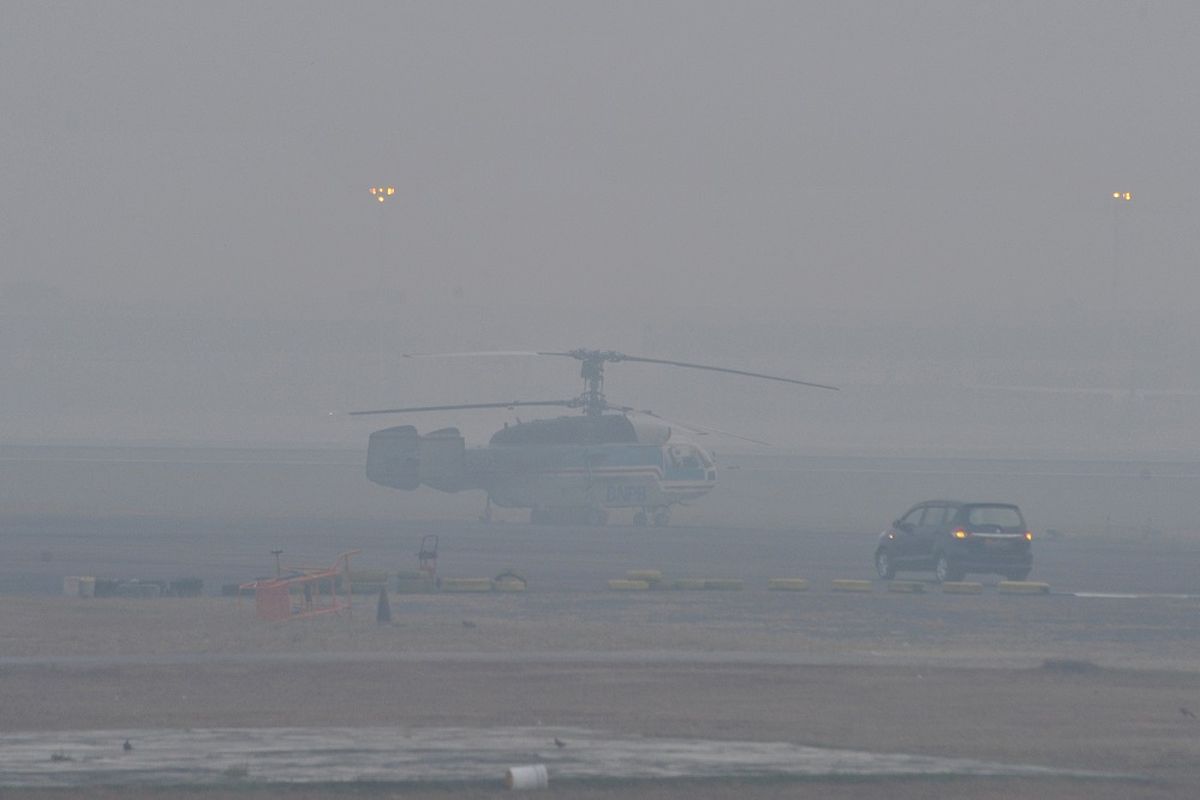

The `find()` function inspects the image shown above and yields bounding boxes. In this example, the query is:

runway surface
[4,443,1200,533]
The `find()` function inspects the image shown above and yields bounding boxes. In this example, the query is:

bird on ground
[123,739,133,752]
[1181,707,1196,719]
[554,737,566,749]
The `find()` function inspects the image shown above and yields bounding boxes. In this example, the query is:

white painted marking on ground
[0,726,1130,788]
[1071,592,1198,600]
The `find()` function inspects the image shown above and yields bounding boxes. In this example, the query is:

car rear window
[966,505,1024,529]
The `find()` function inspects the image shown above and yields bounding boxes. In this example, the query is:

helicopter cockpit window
[668,445,704,471]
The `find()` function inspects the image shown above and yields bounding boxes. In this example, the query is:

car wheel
[934,553,964,583]
[875,550,896,580]
[1005,569,1030,581]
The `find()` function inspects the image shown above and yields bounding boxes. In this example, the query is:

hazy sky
[4,1,1198,321]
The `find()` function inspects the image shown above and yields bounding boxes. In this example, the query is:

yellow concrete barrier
[395,570,427,579]
[493,579,527,592]
[998,581,1051,594]
[767,578,810,592]
[440,578,495,593]
[831,579,874,593]
[338,571,392,593]
[887,581,926,593]
[941,581,983,594]
[608,579,650,591]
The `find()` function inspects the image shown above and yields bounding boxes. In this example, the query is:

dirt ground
[2,593,1200,798]
[2,516,1200,798]
[4,655,1200,798]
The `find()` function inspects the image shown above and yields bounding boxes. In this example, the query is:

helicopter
[351,349,836,526]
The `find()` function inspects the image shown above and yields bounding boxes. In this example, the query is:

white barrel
[504,763,548,790]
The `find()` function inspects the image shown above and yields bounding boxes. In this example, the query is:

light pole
[1109,191,1136,449]
[1110,191,1132,313]
[369,186,396,392]
[369,186,396,281]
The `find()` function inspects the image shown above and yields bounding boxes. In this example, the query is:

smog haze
[3,1,1199,452]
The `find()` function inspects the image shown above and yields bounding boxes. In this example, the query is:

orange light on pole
[1109,190,1133,313]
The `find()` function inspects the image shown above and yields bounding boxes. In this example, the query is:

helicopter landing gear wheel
[652,507,671,527]
[633,510,648,527]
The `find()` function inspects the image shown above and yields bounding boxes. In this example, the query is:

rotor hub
[570,350,621,416]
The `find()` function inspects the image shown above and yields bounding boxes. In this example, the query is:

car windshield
[965,505,1024,529]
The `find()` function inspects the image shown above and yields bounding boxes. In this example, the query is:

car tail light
[953,529,968,539]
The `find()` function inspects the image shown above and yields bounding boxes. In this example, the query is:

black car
[875,500,1033,582]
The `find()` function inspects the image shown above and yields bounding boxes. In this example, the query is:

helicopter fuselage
[480,441,716,511]
[365,415,716,522]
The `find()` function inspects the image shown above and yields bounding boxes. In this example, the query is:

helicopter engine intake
[366,425,470,492]
[366,425,420,489]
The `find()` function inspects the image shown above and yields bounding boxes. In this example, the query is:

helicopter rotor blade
[400,351,547,359]
[397,349,836,391]
[349,399,579,416]
[612,353,839,391]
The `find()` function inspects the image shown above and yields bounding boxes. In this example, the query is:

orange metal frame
[240,550,361,622]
